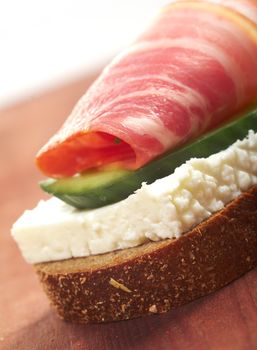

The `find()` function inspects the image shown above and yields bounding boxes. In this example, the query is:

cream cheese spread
[12,131,257,263]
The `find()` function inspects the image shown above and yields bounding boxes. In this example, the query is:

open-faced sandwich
[12,0,257,323]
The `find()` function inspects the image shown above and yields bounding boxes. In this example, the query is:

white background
[0,0,170,107]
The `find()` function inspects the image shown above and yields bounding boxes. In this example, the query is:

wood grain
[0,74,257,350]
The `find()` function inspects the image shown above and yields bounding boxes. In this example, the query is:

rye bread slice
[35,185,257,323]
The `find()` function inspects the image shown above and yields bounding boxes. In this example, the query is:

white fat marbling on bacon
[97,83,208,119]
[161,4,257,65]
[121,116,180,149]
[94,85,210,137]
[98,74,209,114]
[125,38,245,105]
[37,1,257,177]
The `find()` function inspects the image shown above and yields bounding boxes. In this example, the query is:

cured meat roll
[36,0,257,178]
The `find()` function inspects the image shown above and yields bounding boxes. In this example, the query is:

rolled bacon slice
[37,0,257,178]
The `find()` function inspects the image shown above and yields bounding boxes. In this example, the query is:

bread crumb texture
[109,278,132,293]
[35,186,257,323]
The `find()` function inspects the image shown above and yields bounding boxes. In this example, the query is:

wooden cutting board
[0,74,257,350]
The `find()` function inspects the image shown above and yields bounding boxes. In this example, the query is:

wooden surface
[1,74,257,350]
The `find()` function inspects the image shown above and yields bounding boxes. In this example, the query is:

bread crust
[35,185,257,323]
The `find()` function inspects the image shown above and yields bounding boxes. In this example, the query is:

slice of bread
[35,185,257,323]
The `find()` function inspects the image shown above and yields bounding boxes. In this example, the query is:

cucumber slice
[40,109,257,209]
[41,168,132,208]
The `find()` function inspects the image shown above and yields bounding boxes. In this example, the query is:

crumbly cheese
[12,131,257,264]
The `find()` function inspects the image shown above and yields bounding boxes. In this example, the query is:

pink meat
[37,0,257,178]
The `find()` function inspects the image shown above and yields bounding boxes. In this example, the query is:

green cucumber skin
[41,110,257,209]
[41,169,131,195]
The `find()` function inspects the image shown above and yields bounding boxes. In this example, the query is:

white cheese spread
[12,131,257,264]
